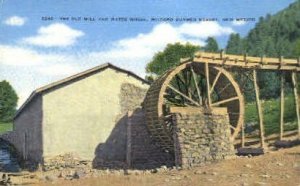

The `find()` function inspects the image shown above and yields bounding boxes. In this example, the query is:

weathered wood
[253,69,265,148]
[292,72,300,138]
[205,62,211,106]
[280,72,285,140]
[144,62,245,152]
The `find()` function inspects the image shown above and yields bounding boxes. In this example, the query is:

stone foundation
[172,107,235,168]
[43,153,92,171]
[127,109,174,169]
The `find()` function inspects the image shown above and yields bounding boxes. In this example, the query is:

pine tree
[204,37,219,52]
[226,33,243,54]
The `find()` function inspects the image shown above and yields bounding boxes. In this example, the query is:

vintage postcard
[0,0,299,185]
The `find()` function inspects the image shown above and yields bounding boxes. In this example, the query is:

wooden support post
[280,72,285,140]
[205,62,211,106]
[241,121,245,148]
[244,53,248,65]
[253,69,265,148]
[126,111,133,168]
[292,72,300,138]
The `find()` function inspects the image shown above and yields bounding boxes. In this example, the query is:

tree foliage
[146,42,200,76]
[225,1,300,100]
[204,37,219,52]
[226,33,243,54]
[0,80,18,122]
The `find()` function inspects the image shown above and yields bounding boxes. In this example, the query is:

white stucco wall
[42,68,149,161]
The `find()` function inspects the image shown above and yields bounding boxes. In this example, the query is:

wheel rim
[144,62,244,152]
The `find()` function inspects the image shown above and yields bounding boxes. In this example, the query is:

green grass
[245,94,298,136]
[0,122,13,134]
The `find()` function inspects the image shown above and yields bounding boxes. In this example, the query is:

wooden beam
[167,85,200,106]
[241,121,245,148]
[292,72,300,138]
[253,69,265,148]
[280,72,285,140]
[235,129,298,146]
[195,51,300,66]
[205,62,211,106]
[192,56,300,71]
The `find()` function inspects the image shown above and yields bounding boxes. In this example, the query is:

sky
[0,0,296,107]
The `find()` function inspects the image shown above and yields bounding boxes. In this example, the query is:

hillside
[227,0,300,58]
[226,1,300,101]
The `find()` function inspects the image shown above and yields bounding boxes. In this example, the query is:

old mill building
[9,63,150,168]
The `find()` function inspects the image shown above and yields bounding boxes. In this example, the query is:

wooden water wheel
[144,61,245,152]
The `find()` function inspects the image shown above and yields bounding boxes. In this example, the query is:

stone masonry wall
[172,107,235,168]
[127,109,174,169]
[120,83,148,114]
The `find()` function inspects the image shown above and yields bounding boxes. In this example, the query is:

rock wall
[172,107,235,168]
[127,109,174,169]
[119,83,148,114]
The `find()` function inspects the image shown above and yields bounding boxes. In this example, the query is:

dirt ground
[4,145,300,186]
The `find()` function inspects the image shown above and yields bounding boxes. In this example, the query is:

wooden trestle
[144,51,300,152]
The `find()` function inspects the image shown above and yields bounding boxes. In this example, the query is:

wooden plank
[280,72,285,140]
[253,69,265,148]
[292,72,300,138]
[205,62,211,106]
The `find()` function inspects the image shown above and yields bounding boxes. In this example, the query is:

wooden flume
[144,51,300,152]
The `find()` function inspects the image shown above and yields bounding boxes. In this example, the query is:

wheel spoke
[191,67,202,105]
[229,125,235,130]
[217,82,231,95]
[205,63,211,106]
[210,71,222,94]
[167,85,200,106]
[174,75,185,103]
[211,96,239,106]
